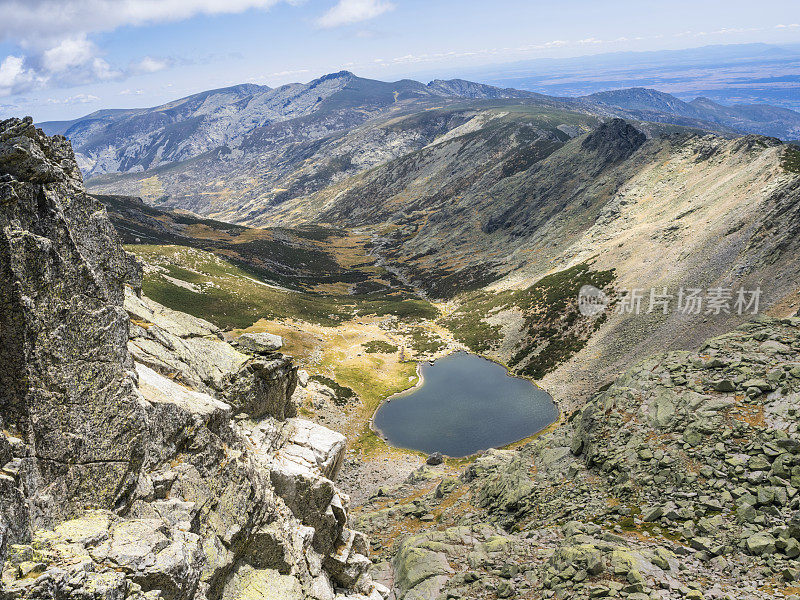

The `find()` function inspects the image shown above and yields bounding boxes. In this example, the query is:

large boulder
[0,117,146,537]
[237,332,283,353]
[126,290,297,419]
[242,417,351,557]
[221,356,297,419]
[125,289,248,393]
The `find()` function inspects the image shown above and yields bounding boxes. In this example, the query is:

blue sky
[1,0,799,121]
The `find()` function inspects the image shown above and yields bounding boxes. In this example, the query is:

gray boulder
[222,356,297,419]
[125,288,248,393]
[237,332,284,353]
[426,452,444,466]
[126,290,297,419]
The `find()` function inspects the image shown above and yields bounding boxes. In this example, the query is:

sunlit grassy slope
[132,244,438,329]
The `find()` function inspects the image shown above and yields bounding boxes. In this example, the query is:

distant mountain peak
[587,87,683,102]
[310,70,356,85]
[426,78,539,99]
[428,78,470,85]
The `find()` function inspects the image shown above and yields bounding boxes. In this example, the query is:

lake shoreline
[369,350,559,459]
[368,359,425,446]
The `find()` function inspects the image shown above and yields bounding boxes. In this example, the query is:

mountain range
[33,70,800,404]
[7,110,800,600]
[41,71,800,184]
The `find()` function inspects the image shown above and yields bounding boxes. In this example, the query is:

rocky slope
[70,72,800,226]
[0,118,385,600]
[354,316,800,599]
[84,98,549,223]
[277,117,799,407]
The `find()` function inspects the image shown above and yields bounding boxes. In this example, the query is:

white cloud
[0,56,25,89]
[0,0,292,97]
[90,57,121,81]
[0,0,286,45]
[0,55,41,96]
[269,68,310,77]
[0,39,174,97]
[0,34,125,97]
[0,49,124,97]
[317,0,394,28]
[46,93,99,104]
[131,56,171,74]
[41,36,95,72]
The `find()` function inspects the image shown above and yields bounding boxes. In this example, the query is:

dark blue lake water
[372,352,558,457]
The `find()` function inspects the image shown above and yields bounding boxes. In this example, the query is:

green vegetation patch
[96,194,377,290]
[362,340,399,354]
[782,145,800,174]
[131,244,438,331]
[399,263,500,300]
[441,263,615,379]
[310,375,357,406]
[133,245,357,328]
[404,327,446,356]
[357,297,439,320]
[439,303,501,354]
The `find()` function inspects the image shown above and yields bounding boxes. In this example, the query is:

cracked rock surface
[0,117,383,600]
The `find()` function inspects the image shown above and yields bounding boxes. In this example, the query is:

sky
[1,0,799,122]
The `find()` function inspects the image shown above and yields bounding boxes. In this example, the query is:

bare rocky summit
[0,118,385,600]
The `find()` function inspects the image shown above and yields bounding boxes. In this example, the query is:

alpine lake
[372,351,558,457]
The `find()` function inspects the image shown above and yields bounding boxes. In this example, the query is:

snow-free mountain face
[42,72,800,186]
[40,72,449,177]
[584,87,800,139]
[63,72,800,402]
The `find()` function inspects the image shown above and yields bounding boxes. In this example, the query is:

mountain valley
[2,63,800,600]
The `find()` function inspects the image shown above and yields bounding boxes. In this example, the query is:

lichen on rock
[0,117,382,600]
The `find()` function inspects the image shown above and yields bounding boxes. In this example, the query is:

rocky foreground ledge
[0,117,385,600]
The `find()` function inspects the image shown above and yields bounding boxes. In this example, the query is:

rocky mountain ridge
[0,117,385,600]
[44,71,800,192]
[40,72,463,178]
